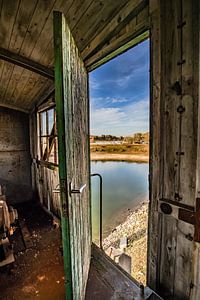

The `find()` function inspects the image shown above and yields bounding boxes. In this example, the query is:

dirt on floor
[0,201,65,300]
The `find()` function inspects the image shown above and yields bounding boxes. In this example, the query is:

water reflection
[90,161,149,242]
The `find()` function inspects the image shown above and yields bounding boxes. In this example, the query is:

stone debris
[103,202,148,284]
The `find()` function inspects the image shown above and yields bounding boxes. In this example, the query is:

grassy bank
[90,143,149,162]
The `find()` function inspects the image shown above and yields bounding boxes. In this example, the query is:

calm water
[90,161,149,242]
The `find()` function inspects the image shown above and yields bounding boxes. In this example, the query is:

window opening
[38,106,58,164]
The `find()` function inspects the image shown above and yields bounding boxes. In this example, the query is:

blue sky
[89,39,149,136]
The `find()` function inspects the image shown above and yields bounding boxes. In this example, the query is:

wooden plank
[0,102,29,113]
[2,65,23,105]
[8,68,32,106]
[87,31,149,72]
[27,79,53,109]
[147,0,161,290]
[179,0,198,205]
[0,0,20,82]
[0,61,15,104]
[0,47,54,79]
[19,73,48,108]
[32,0,74,67]
[192,0,200,297]
[59,12,91,299]
[19,0,56,58]
[173,221,194,298]
[53,11,73,299]
[81,0,148,61]
[32,86,54,110]
[84,10,149,70]
[157,2,184,299]
[191,243,200,300]
[0,0,20,49]
[159,214,178,298]
[86,243,162,299]
[66,0,93,32]
[161,0,182,201]
[40,0,124,68]
[13,71,39,108]
[72,0,129,52]
[8,0,38,53]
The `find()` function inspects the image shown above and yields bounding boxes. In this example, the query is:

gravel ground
[103,202,148,285]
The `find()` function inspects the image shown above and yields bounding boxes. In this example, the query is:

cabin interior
[0,0,200,299]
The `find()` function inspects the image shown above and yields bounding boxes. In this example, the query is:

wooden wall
[148,1,200,299]
[29,110,61,217]
[0,106,32,204]
[26,1,200,298]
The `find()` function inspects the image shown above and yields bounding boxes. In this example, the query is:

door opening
[89,38,150,285]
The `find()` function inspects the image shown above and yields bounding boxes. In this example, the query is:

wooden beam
[0,48,54,80]
[87,31,149,72]
[30,86,55,114]
[85,8,149,70]
[0,103,29,114]
[82,0,149,61]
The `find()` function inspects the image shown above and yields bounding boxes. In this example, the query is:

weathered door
[148,1,200,299]
[53,11,91,300]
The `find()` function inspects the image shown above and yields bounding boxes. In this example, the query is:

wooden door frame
[53,11,73,300]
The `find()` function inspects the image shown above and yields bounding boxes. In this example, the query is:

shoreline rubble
[103,202,148,284]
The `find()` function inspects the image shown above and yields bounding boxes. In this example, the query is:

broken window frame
[38,105,58,165]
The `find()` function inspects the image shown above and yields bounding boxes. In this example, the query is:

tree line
[91,132,149,144]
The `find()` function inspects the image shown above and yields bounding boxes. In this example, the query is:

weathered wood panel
[82,0,143,60]
[147,0,161,290]
[54,11,91,299]
[0,0,149,112]
[36,164,61,216]
[149,0,200,299]
[62,17,91,300]
[159,214,178,297]
[84,4,149,70]
[161,0,182,201]
[179,1,198,205]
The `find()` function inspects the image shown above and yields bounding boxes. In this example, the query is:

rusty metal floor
[85,244,162,300]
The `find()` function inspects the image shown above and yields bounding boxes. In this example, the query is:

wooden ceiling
[0,0,149,113]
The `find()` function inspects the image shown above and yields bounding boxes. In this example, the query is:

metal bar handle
[70,183,87,194]
[91,173,103,250]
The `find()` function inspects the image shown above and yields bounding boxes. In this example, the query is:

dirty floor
[0,201,161,300]
[0,201,65,300]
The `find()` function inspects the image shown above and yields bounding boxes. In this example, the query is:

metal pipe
[91,173,103,250]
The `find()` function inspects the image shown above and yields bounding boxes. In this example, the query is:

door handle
[69,183,87,195]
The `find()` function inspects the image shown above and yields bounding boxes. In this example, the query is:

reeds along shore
[103,202,148,285]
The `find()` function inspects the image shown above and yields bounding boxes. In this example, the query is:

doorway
[89,38,150,285]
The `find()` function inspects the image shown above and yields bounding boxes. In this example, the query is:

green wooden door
[53,11,91,300]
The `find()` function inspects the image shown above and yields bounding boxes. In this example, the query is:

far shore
[90,152,149,163]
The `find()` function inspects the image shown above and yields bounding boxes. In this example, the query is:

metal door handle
[70,183,86,195]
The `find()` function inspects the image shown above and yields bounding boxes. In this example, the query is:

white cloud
[111,98,128,104]
[90,99,149,136]
[89,78,100,90]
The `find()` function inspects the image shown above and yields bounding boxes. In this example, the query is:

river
[90,161,149,242]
